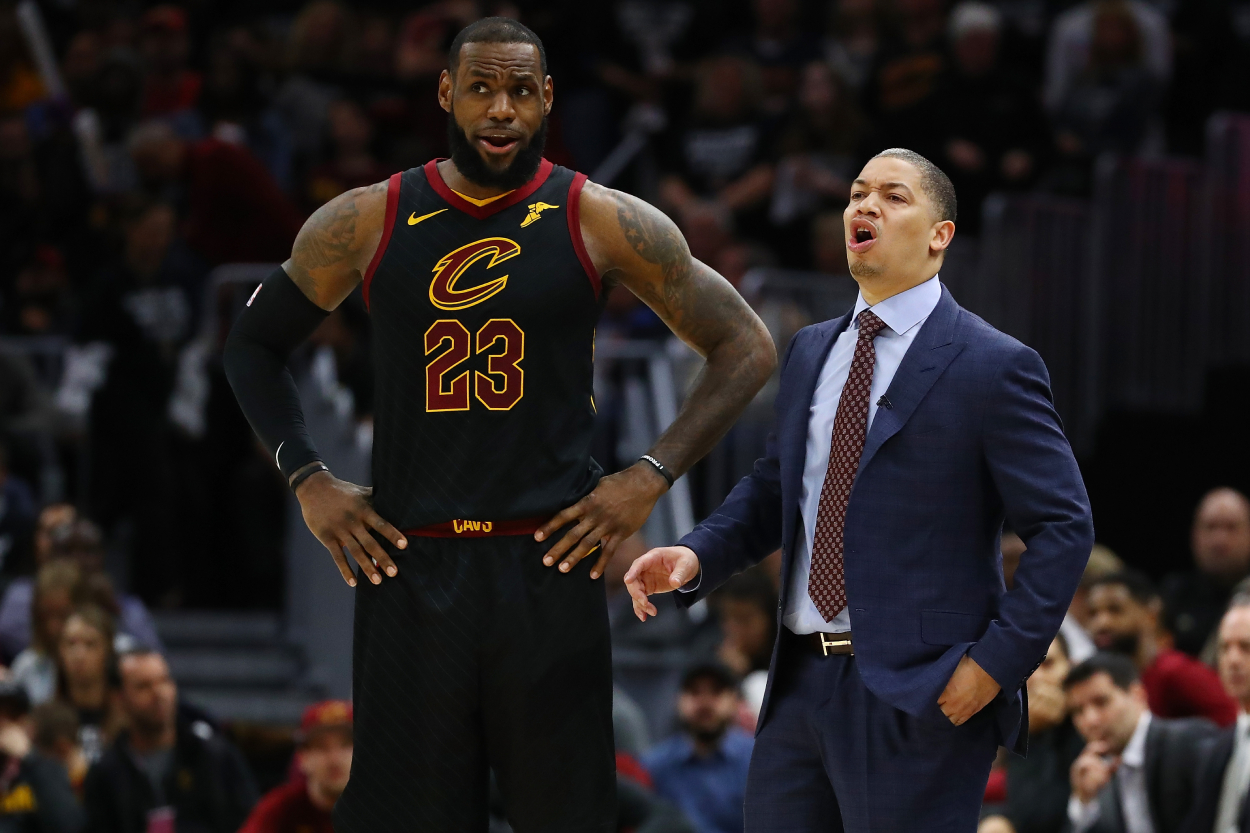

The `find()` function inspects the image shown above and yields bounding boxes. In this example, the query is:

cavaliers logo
[429,237,520,311]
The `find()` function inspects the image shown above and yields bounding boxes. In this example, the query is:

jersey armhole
[362,171,402,310]
[567,173,602,299]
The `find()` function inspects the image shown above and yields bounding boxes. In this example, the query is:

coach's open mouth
[847,218,879,254]
[477,131,520,155]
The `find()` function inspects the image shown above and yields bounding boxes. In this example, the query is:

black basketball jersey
[362,159,604,529]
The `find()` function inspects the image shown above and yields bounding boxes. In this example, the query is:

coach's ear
[929,219,955,256]
[438,69,453,113]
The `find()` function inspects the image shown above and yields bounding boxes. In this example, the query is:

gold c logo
[429,237,520,311]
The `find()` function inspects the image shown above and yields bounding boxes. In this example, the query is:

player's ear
[543,75,554,116]
[438,69,454,114]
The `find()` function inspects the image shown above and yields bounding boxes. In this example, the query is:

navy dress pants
[744,632,998,833]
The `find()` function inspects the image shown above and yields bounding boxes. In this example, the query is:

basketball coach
[625,148,1095,832]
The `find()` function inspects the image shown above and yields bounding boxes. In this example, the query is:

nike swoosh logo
[409,208,448,225]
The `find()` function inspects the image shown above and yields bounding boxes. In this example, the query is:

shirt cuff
[1067,794,1100,833]
[676,570,702,594]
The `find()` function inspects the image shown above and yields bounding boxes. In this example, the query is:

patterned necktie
[808,309,888,621]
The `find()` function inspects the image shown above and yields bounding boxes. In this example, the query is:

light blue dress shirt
[784,275,942,635]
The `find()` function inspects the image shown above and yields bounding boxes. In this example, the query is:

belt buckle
[819,634,851,656]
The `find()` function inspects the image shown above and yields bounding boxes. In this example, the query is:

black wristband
[289,463,329,494]
[638,454,675,487]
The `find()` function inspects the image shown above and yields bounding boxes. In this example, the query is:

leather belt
[785,628,854,656]
[403,515,546,538]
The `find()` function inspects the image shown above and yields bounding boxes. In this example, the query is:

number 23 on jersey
[425,318,524,412]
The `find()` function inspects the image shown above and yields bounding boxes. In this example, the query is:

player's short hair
[871,148,958,223]
[1064,652,1139,691]
[449,17,548,78]
[1086,568,1158,606]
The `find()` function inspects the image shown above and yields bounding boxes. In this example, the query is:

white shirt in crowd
[1215,712,1250,833]
[783,276,942,635]
[1069,711,1155,833]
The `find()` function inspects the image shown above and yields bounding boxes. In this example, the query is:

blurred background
[0,0,1248,829]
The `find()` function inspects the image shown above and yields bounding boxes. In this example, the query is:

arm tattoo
[286,181,387,306]
[605,189,777,476]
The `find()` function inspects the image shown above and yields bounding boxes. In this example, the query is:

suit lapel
[857,286,964,474]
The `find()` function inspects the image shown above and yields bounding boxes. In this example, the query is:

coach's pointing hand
[623,546,701,621]
[292,465,407,587]
[536,461,669,580]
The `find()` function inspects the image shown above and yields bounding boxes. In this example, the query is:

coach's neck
[853,258,943,307]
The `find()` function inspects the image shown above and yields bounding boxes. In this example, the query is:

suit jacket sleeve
[967,342,1095,693]
[673,333,800,607]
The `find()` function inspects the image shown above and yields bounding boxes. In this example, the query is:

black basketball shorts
[331,530,618,833]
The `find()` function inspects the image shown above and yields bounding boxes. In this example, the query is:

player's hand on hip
[535,461,669,580]
[294,468,407,587]
[622,546,700,622]
[937,653,1001,726]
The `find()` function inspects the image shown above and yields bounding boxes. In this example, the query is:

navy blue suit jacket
[676,285,1094,752]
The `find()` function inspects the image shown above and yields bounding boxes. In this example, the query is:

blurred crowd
[0,0,1249,830]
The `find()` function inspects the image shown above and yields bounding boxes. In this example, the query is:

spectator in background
[0,519,162,662]
[861,0,948,156]
[643,663,753,833]
[31,507,75,568]
[1187,598,1250,833]
[1086,570,1237,726]
[80,199,206,606]
[84,651,257,833]
[138,6,203,131]
[726,0,823,114]
[821,0,881,92]
[712,569,777,726]
[1052,0,1164,182]
[31,701,88,797]
[1162,488,1250,660]
[128,120,303,266]
[55,606,124,764]
[1043,0,1170,115]
[983,634,1085,833]
[303,98,391,211]
[4,246,76,337]
[239,701,351,833]
[9,561,82,705]
[0,680,85,833]
[658,54,776,244]
[935,2,1046,234]
[769,61,862,250]
[1064,653,1217,833]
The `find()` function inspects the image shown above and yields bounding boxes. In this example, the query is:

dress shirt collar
[1121,710,1153,768]
[851,274,942,337]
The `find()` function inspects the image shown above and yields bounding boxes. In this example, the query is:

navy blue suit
[676,286,1094,831]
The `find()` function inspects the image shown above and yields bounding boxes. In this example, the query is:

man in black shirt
[83,651,256,833]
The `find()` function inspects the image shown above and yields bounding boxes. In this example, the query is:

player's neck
[437,159,518,201]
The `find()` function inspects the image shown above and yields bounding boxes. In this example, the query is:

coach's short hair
[449,17,548,78]
[1064,652,1139,691]
[871,148,958,223]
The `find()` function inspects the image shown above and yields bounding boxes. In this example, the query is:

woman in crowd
[55,605,124,764]
[8,561,81,705]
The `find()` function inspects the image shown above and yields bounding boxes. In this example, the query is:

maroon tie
[808,309,887,621]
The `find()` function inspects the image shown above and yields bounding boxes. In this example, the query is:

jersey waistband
[403,516,547,538]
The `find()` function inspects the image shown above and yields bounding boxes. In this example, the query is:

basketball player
[223,17,775,833]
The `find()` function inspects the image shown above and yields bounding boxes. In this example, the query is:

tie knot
[857,309,887,339]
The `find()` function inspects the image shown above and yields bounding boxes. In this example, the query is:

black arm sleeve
[223,267,331,481]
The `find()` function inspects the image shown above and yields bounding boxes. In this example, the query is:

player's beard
[447,108,549,191]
